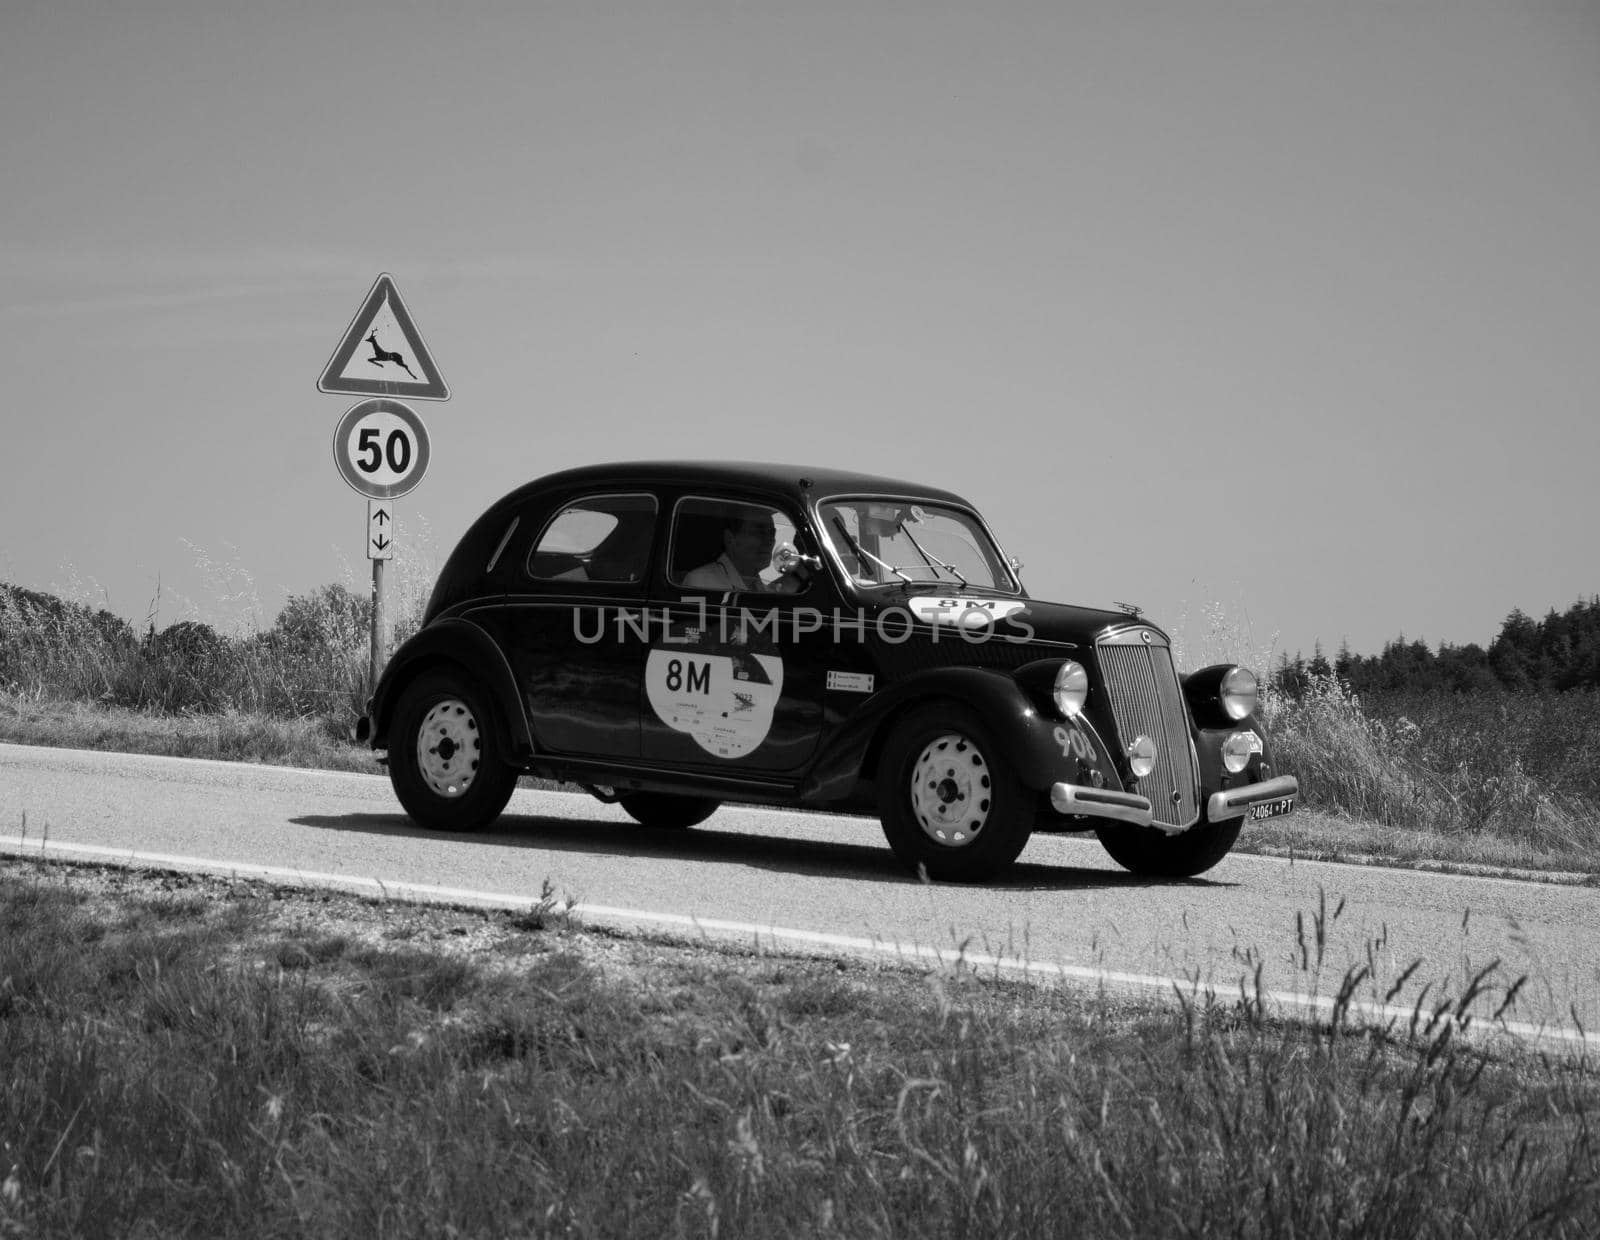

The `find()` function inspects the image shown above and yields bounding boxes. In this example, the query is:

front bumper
[1205,774,1300,822]
[1049,783,1153,828]
[1049,773,1301,830]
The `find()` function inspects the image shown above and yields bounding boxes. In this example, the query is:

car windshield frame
[812,493,1022,595]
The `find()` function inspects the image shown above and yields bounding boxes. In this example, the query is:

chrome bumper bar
[1206,775,1300,822]
[1051,774,1301,830]
[1049,783,1153,828]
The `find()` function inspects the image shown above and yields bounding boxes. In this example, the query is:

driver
[685,512,808,594]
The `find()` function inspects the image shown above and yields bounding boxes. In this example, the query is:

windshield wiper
[897,520,968,589]
[832,516,913,585]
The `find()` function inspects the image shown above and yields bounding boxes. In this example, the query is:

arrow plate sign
[368,500,394,561]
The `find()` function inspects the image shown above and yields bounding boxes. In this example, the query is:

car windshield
[816,498,1018,592]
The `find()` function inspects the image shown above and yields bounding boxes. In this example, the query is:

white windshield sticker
[645,649,783,759]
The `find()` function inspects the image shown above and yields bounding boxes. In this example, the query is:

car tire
[618,792,721,830]
[1093,815,1242,878]
[876,702,1033,882]
[388,670,518,832]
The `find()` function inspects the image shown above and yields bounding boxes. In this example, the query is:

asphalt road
[4,741,1596,1048]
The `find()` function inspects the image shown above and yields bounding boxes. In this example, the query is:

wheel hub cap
[417,699,481,798]
[909,733,991,847]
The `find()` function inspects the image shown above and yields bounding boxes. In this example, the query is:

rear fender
[367,619,531,757]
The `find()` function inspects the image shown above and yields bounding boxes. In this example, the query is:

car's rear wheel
[618,792,721,830]
[1094,815,1242,878]
[388,670,518,832]
[876,703,1032,881]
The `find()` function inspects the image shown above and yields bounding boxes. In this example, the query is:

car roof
[494,460,977,510]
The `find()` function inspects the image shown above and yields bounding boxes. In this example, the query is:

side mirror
[772,543,821,576]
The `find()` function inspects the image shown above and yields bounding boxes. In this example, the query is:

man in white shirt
[684,512,807,594]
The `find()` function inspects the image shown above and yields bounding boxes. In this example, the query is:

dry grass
[0,691,376,772]
[1237,807,1600,882]
[0,860,1595,1239]
[1,542,435,739]
[1263,674,1600,871]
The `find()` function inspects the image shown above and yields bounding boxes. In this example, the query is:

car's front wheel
[876,703,1033,882]
[1094,815,1242,878]
[618,792,721,830]
[388,670,518,832]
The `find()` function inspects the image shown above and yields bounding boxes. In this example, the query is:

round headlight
[1222,730,1263,774]
[1220,666,1259,721]
[1126,734,1156,778]
[1053,661,1088,717]
[1049,659,1088,716]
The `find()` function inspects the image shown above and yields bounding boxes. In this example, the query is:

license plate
[1249,797,1295,821]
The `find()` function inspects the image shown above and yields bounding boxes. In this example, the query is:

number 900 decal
[1053,723,1094,762]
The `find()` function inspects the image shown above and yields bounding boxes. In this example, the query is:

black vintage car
[356,462,1297,881]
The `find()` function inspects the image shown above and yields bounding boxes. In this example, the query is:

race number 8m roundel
[332,399,431,499]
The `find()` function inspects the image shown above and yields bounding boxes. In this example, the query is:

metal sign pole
[365,498,395,687]
[370,555,387,688]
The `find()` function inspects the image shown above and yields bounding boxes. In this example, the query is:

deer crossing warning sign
[318,273,450,401]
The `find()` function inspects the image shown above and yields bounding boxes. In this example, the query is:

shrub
[1267,674,1600,850]
[0,582,137,700]
[117,620,234,713]
[1,579,376,735]
[1264,674,1433,829]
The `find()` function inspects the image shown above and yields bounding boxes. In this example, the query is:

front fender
[366,618,531,756]
[798,666,1115,801]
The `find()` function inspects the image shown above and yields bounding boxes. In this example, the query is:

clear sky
[3,0,1597,670]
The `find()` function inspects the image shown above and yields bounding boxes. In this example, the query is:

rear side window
[526,493,657,584]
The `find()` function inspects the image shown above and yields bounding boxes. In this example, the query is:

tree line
[1275,596,1600,697]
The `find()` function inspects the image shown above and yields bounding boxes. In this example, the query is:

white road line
[5,834,1595,1055]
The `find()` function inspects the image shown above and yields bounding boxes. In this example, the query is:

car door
[470,490,658,759]
[638,492,831,776]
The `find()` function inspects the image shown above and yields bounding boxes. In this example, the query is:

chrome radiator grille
[1097,634,1200,829]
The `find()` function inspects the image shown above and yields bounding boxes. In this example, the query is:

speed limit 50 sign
[332,399,431,499]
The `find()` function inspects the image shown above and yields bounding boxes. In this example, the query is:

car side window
[526,493,657,584]
[668,497,805,594]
